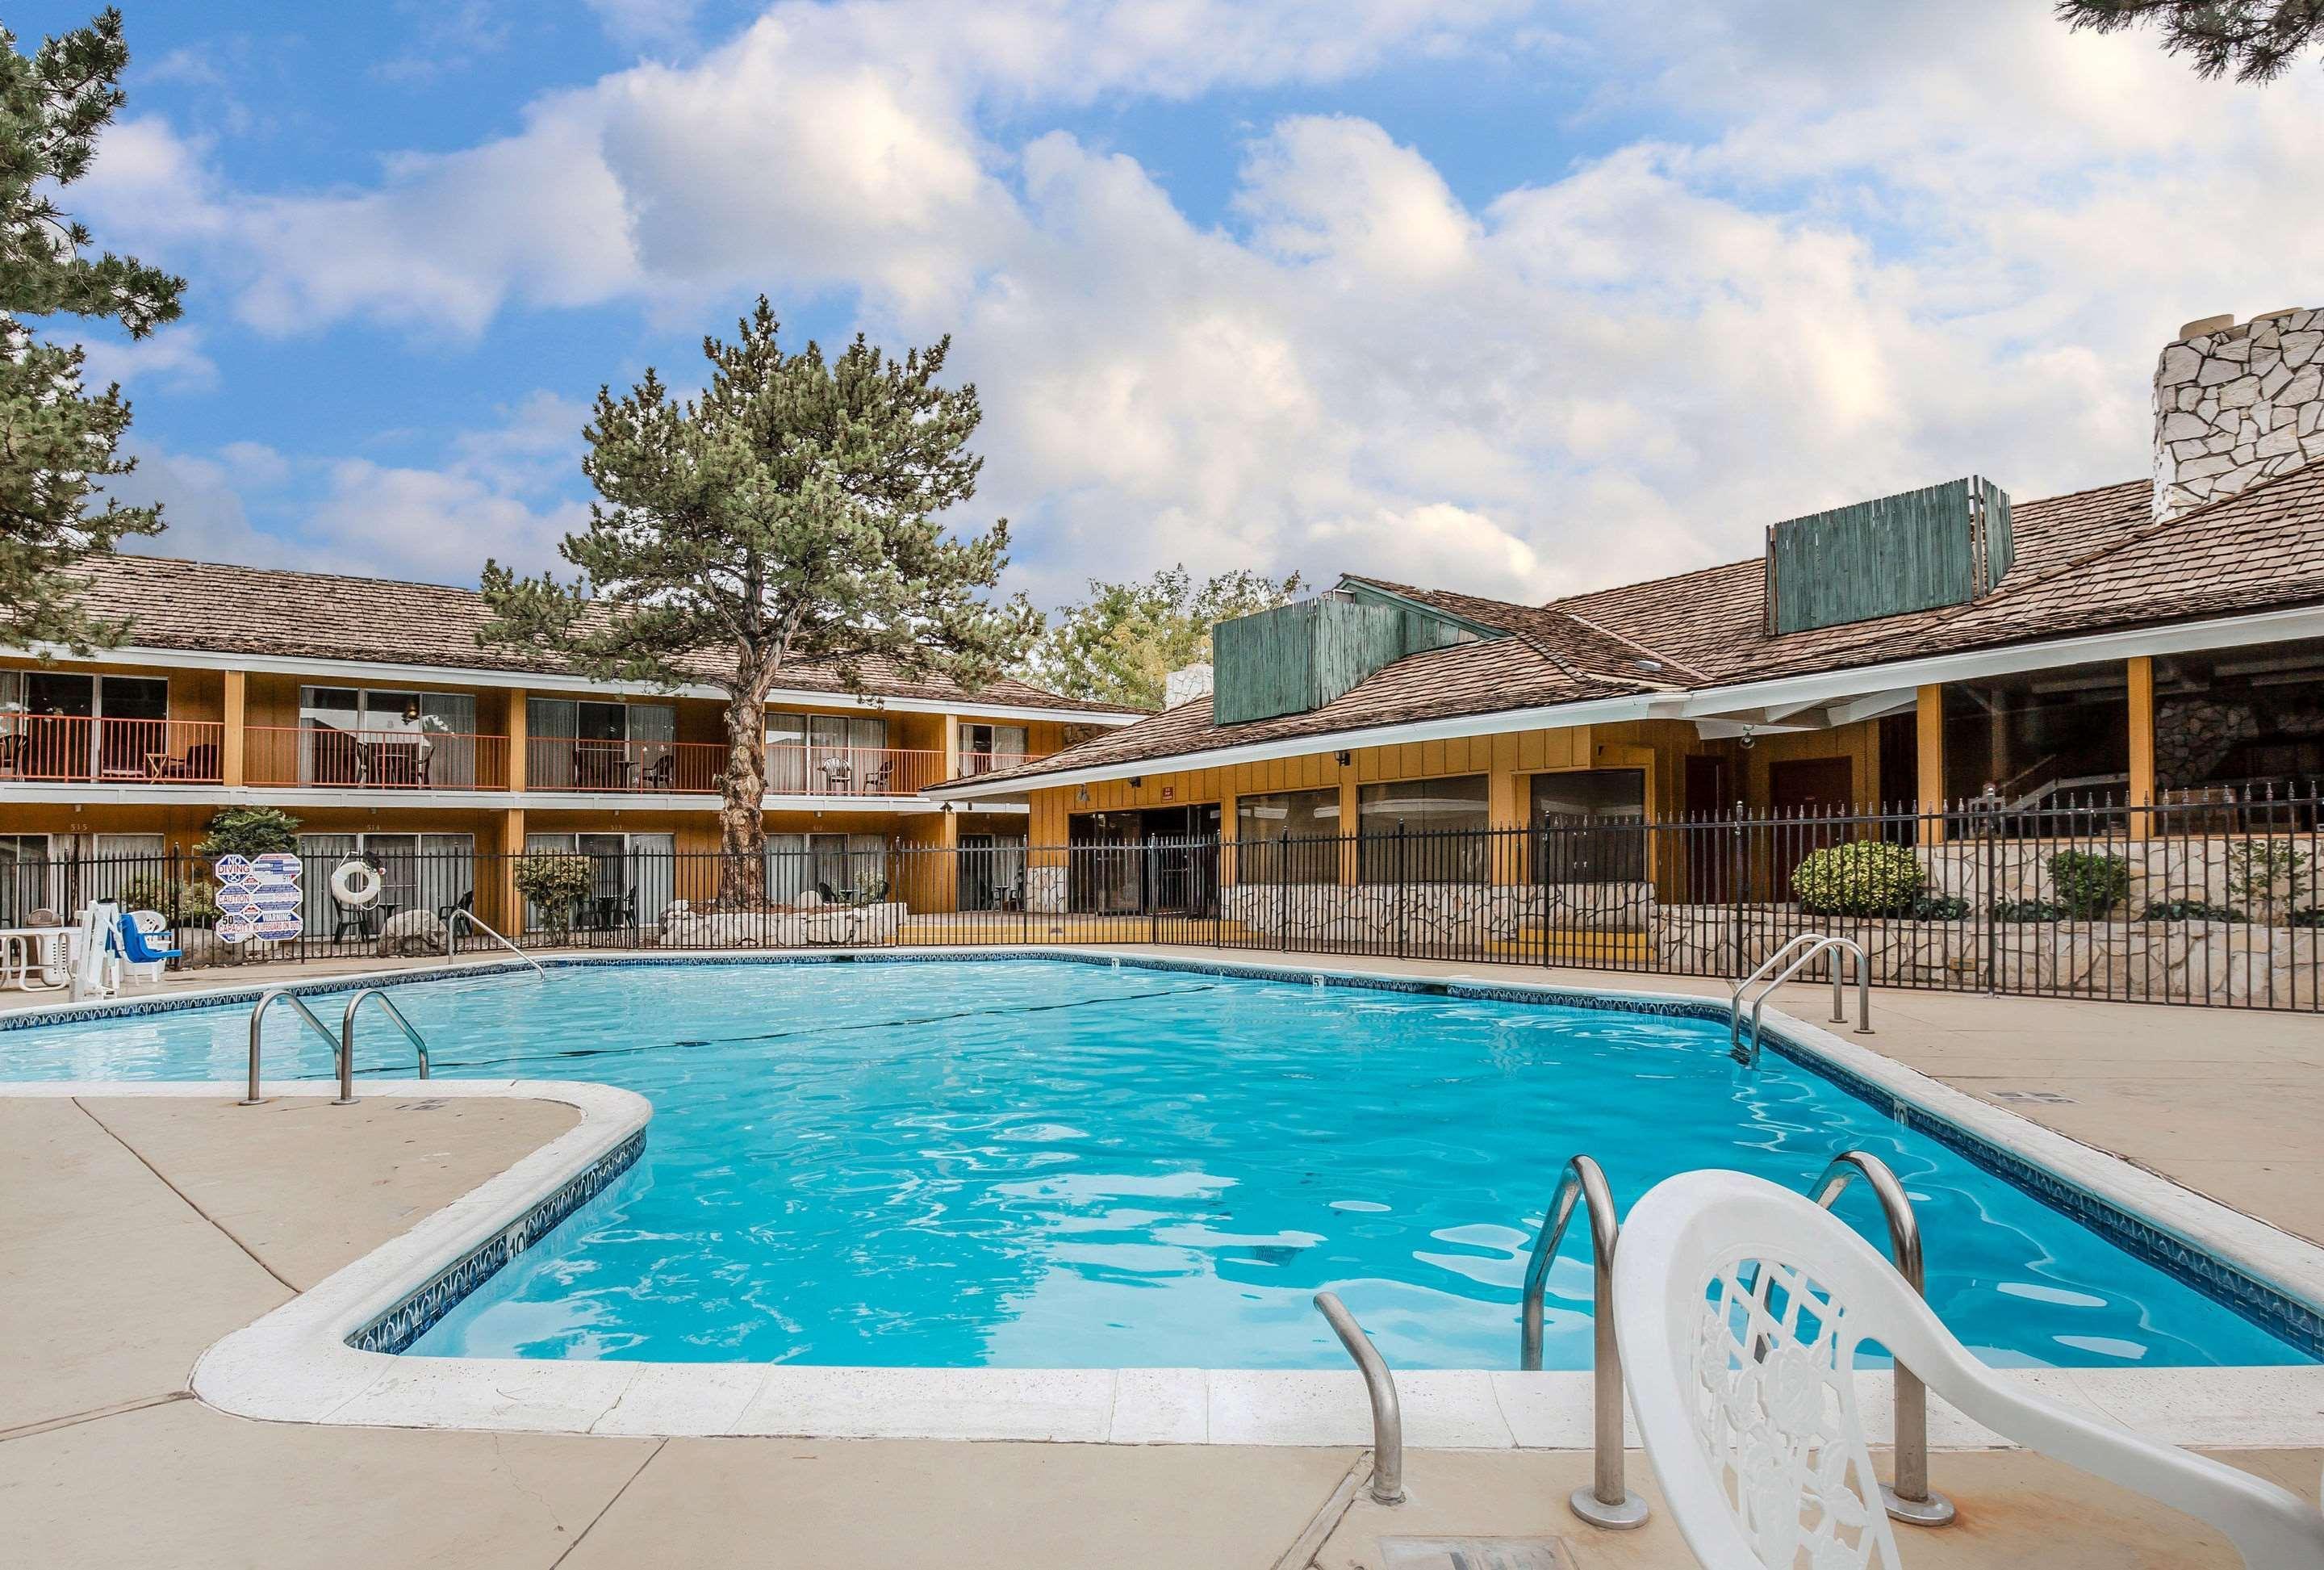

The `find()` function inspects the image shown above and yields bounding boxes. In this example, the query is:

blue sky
[27,1,2324,606]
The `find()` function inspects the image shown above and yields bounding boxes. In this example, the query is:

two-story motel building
[0,556,1139,927]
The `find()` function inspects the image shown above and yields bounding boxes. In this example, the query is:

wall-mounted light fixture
[1076,785,1090,804]
[1335,751,1352,767]
[1127,777,1143,788]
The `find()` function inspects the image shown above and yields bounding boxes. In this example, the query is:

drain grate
[1377,1538,1578,1570]
[1991,1089,2076,1104]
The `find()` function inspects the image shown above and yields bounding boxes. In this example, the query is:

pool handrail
[445,908,546,978]
[338,988,431,1103]
[1312,1291,1405,1505]
[1808,1150,1956,1527]
[1519,1154,1649,1530]
[1732,932,1871,1064]
[242,987,341,1106]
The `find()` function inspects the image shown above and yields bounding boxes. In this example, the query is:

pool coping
[10,948,2324,1448]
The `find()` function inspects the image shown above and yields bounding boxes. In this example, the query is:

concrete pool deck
[2,1091,2316,1568]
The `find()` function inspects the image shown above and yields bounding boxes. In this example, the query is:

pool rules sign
[214,852,304,945]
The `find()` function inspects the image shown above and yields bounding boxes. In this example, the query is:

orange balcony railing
[525,737,727,793]
[523,738,955,797]
[244,724,511,790]
[955,749,1051,780]
[0,715,227,783]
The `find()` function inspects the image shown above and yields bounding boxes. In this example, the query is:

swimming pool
[2,956,2312,1372]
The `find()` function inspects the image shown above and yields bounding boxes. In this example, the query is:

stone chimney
[2153,308,2324,521]
[1164,662,1214,709]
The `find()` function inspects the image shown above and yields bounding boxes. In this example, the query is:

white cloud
[79,0,2324,605]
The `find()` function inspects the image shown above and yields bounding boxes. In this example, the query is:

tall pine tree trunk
[717,690,769,906]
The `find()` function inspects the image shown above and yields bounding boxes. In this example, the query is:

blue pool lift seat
[111,907,182,986]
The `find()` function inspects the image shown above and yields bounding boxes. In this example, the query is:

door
[98,676,167,777]
[24,672,94,780]
[576,702,629,789]
[1770,756,1857,902]
[1683,755,1734,902]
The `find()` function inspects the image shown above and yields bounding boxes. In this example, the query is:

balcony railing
[0,715,227,783]
[955,749,1050,780]
[244,724,511,790]
[524,738,957,797]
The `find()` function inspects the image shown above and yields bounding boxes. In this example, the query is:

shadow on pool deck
[0,1090,2315,1568]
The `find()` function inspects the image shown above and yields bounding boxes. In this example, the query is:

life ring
[331,860,384,909]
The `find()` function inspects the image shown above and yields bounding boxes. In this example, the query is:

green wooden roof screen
[1212,585,1488,725]
[1764,475,2014,636]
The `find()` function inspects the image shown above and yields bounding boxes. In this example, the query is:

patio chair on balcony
[641,752,676,791]
[144,741,219,782]
[364,739,429,788]
[858,757,894,794]
[0,731,24,777]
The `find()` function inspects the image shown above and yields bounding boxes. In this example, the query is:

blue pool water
[0,958,2308,1371]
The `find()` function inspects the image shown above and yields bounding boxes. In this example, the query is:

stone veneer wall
[1218,881,1653,940]
[2153,307,2324,521]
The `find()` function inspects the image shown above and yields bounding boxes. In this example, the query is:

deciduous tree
[1018,565,1305,710]
[479,299,1035,904]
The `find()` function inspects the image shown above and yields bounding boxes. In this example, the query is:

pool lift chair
[1612,1170,2324,1569]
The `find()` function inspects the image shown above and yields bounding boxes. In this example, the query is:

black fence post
[1394,818,1408,960]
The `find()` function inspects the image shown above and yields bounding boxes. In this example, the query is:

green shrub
[119,875,219,927]
[513,852,595,938]
[2046,849,2130,919]
[2293,907,2324,929]
[2141,898,2248,923]
[1992,898,2067,923]
[2226,840,2312,924]
[194,806,302,860]
[1906,892,1971,921]
[1790,841,1925,917]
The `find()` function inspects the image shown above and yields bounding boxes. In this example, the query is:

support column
[1487,747,1524,888]
[506,687,528,794]
[220,669,246,787]
[1915,684,1945,844]
[1338,772,1361,885]
[494,807,526,933]
[942,712,961,783]
[1218,789,1238,889]
[2127,655,2155,839]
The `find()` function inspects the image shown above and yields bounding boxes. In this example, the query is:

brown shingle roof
[61,555,1135,714]
[955,462,2324,789]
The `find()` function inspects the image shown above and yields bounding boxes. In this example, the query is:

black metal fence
[10,793,2321,1010]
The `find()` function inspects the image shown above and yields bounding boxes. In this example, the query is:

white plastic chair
[1612,1170,2324,1569]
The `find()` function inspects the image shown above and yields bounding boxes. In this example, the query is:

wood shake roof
[961,460,2324,789]
[52,555,1135,714]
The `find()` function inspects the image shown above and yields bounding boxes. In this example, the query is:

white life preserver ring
[330,860,384,910]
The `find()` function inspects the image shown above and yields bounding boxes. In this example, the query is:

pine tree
[479,299,1037,905]
[0,7,185,651]
[2056,0,2324,82]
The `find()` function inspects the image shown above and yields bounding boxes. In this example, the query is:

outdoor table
[0,925,82,990]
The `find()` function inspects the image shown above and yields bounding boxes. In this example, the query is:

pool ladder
[1512,1150,1949,1530]
[1730,932,1872,1066]
[242,986,431,1107]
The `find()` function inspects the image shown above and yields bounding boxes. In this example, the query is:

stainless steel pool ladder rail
[445,907,546,978]
[1805,1150,1955,1528]
[241,988,343,1106]
[1312,1291,1404,1506]
[341,988,431,1102]
[1518,1154,1649,1530]
[1730,933,1871,1066]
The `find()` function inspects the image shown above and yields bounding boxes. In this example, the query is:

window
[2153,638,2324,806]
[959,722,1028,777]
[1942,661,2129,810]
[1236,787,1341,883]
[299,833,474,937]
[522,831,675,929]
[764,712,888,794]
[0,834,54,924]
[526,699,676,790]
[1356,775,1490,880]
[298,686,479,786]
[1530,769,1646,883]
[764,833,887,902]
